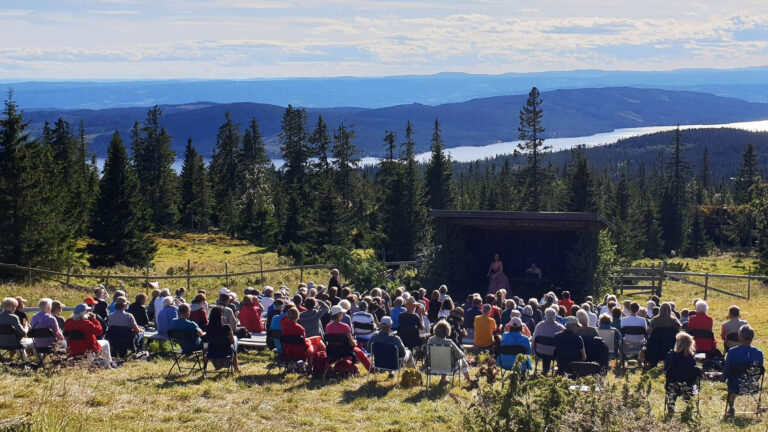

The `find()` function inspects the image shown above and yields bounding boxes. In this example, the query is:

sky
[2,0,768,80]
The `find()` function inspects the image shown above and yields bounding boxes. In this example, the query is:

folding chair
[203,337,235,378]
[324,333,356,378]
[166,329,204,377]
[398,325,425,363]
[644,327,678,367]
[277,334,308,373]
[424,344,460,387]
[496,344,530,379]
[688,328,717,354]
[725,332,740,351]
[29,327,58,372]
[597,328,620,360]
[619,326,646,368]
[665,366,701,415]
[63,329,88,362]
[352,321,376,348]
[533,335,556,375]
[725,364,765,416]
[0,325,29,368]
[105,326,136,358]
[368,342,404,384]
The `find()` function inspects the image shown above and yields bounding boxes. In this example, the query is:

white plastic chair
[425,344,460,387]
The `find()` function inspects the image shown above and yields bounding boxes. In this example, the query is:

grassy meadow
[1,237,768,431]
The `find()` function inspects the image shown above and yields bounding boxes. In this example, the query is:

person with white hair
[687,299,717,353]
[532,308,565,375]
[64,303,115,369]
[153,288,171,322]
[30,298,64,346]
[156,296,178,338]
[582,303,598,327]
[575,309,599,340]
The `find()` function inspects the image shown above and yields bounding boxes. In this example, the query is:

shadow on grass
[403,384,451,403]
[156,374,206,388]
[340,380,395,403]
[236,371,290,386]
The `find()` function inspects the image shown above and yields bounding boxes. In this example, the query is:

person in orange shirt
[558,291,575,316]
[473,304,500,350]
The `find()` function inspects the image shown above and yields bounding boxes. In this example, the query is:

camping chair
[665,365,702,415]
[268,329,283,356]
[597,328,621,361]
[0,325,29,367]
[63,329,88,361]
[368,342,404,384]
[533,335,557,375]
[398,325,426,362]
[276,334,308,373]
[725,332,740,351]
[725,364,765,416]
[105,326,136,358]
[688,328,717,354]
[166,329,204,377]
[566,361,604,379]
[325,333,354,363]
[424,344,460,387]
[496,344,530,379]
[644,327,679,367]
[203,336,235,378]
[29,327,58,371]
[619,326,646,368]
[352,321,376,349]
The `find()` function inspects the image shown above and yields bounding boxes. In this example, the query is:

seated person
[500,300,515,328]
[398,298,426,349]
[446,308,467,349]
[351,301,377,346]
[91,287,109,322]
[553,316,586,374]
[645,303,681,365]
[663,332,700,414]
[620,302,647,348]
[156,296,178,338]
[51,301,66,333]
[169,304,204,352]
[280,307,314,362]
[238,295,264,334]
[127,293,150,328]
[426,321,473,383]
[325,305,370,370]
[687,300,716,353]
[532,308,565,375]
[526,263,542,279]
[206,306,240,372]
[65,303,115,369]
[521,305,537,333]
[575,310,599,340]
[473,304,499,350]
[597,314,621,357]
[497,317,532,371]
[189,294,209,329]
[558,291,574,316]
[108,296,144,351]
[370,316,416,369]
[298,297,330,339]
[389,297,406,330]
[463,297,484,336]
[723,325,764,416]
[721,305,749,351]
[30,298,64,347]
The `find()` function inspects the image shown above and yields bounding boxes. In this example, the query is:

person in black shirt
[553,316,586,374]
[128,293,150,327]
[14,296,29,332]
[398,298,425,350]
[207,306,239,372]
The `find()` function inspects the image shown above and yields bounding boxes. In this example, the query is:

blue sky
[2,0,768,80]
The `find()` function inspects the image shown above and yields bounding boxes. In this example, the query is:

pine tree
[0,92,74,269]
[179,138,211,230]
[279,105,311,245]
[734,143,761,204]
[236,118,277,246]
[51,118,93,236]
[516,87,550,211]
[132,106,178,229]
[424,118,454,210]
[565,146,595,212]
[309,116,332,174]
[332,123,361,203]
[660,126,691,254]
[683,206,709,257]
[209,112,241,233]
[88,131,156,267]
[699,147,711,195]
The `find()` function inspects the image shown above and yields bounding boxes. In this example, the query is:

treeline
[1,87,767,273]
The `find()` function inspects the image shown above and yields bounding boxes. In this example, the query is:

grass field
[1,237,768,431]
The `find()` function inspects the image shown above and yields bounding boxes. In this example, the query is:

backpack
[332,358,359,377]
[400,368,423,388]
[312,350,328,378]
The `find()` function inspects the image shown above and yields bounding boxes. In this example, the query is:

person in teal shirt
[497,317,532,371]
[169,304,204,352]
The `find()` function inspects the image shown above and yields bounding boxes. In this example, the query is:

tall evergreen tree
[565,146,595,212]
[279,105,311,245]
[332,123,361,203]
[131,106,178,228]
[424,118,454,210]
[660,126,691,253]
[237,118,277,245]
[88,131,156,267]
[683,207,709,257]
[309,116,332,175]
[51,118,93,236]
[734,142,761,204]
[209,112,241,233]
[699,147,711,195]
[516,87,549,211]
[179,138,211,230]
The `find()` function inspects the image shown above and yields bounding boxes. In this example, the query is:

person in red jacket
[64,303,115,369]
[239,295,264,333]
[688,300,717,354]
[280,307,314,363]
[558,291,575,316]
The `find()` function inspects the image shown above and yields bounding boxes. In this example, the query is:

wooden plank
[619,285,656,290]
[617,275,658,281]
[667,274,747,299]
[625,290,654,297]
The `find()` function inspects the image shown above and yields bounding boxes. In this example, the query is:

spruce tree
[132,106,178,229]
[516,87,549,211]
[565,146,595,212]
[309,116,332,174]
[209,112,241,232]
[236,118,277,246]
[424,118,454,210]
[735,143,761,204]
[332,123,361,203]
[660,126,691,254]
[179,138,211,230]
[88,131,156,267]
[683,207,709,257]
[279,106,311,246]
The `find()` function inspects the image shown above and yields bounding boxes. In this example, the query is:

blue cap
[73,303,91,315]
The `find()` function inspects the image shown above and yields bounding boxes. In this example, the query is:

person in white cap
[325,304,354,347]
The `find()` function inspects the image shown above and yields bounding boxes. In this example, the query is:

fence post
[748,267,752,300]
[187,259,191,292]
[225,263,229,288]
[66,266,71,287]
[105,271,111,291]
[300,263,304,284]
[259,257,264,285]
[27,263,32,286]
[658,262,665,297]
[704,272,709,300]
[145,267,150,294]
[651,263,656,296]
[619,270,624,296]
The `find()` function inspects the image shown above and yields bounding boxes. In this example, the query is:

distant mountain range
[5,66,768,110]
[20,87,768,159]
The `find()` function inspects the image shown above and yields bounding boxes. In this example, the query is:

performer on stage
[487,253,510,295]
[526,262,542,279]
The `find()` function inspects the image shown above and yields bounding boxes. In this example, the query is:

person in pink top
[238,295,264,333]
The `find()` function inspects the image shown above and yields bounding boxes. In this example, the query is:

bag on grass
[333,358,358,377]
[400,369,423,388]
[312,350,328,378]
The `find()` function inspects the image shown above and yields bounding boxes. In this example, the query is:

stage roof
[428,210,612,231]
